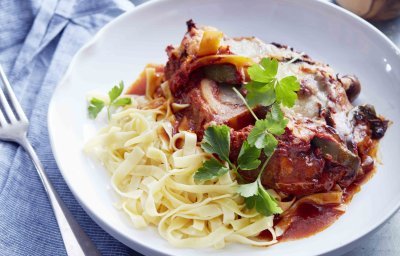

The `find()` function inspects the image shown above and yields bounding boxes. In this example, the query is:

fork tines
[0,65,28,126]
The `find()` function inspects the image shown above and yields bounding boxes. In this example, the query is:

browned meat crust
[164,21,388,197]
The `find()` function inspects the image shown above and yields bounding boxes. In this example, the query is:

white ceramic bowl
[48,0,400,255]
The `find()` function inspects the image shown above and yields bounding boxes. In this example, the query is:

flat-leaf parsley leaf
[264,103,289,135]
[245,81,276,107]
[237,181,258,198]
[88,81,132,120]
[276,75,300,108]
[237,180,282,216]
[108,81,125,102]
[88,98,105,119]
[245,57,300,108]
[201,125,231,164]
[237,141,261,170]
[247,58,278,83]
[194,158,229,181]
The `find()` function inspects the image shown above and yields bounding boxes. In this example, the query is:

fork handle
[20,138,100,256]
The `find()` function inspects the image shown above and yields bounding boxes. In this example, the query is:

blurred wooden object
[336,0,400,20]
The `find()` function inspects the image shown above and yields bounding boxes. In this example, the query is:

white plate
[48,0,400,255]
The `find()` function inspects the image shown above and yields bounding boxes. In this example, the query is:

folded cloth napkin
[0,0,144,255]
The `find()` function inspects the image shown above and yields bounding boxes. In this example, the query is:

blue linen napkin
[0,0,144,255]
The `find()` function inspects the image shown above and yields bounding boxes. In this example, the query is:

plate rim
[47,0,400,255]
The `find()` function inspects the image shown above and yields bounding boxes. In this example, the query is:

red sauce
[127,64,164,95]
[343,164,375,203]
[263,159,377,242]
[277,203,343,241]
[258,139,379,242]
[270,165,376,242]
[258,229,274,241]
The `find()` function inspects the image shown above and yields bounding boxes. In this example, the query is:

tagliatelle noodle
[84,91,278,248]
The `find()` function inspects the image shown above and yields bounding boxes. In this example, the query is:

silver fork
[0,65,100,256]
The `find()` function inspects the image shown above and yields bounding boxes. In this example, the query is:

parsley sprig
[247,103,288,155]
[88,81,132,120]
[235,103,286,216]
[194,57,300,216]
[194,125,251,181]
[237,172,282,216]
[193,120,283,216]
[246,58,300,108]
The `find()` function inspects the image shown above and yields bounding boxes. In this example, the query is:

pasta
[84,92,277,248]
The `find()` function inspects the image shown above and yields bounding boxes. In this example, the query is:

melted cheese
[183,26,354,143]
[225,36,354,143]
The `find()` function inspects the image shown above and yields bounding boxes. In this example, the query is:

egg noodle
[84,76,277,248]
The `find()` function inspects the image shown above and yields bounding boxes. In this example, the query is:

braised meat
[232,127,362,196]
[165,21,387,197]
[174,78,256,138]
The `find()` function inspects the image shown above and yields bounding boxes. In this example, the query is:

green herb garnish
[246,58,300,108]
[237,141,261,170]
[88,98,105,119]
[275,76,300,108]
[237,104,285,216]
[247,103,287,156]
[201,125,232,164]
[194,158,229,181]
[238,178,283,216]
[194,57,300,216]
[194,125,237,181]
[88,81,132,120]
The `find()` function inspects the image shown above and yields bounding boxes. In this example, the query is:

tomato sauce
[277,203,343,241]
[343,165,375,203]
[127,64,164,95]
[263,161,378,242]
